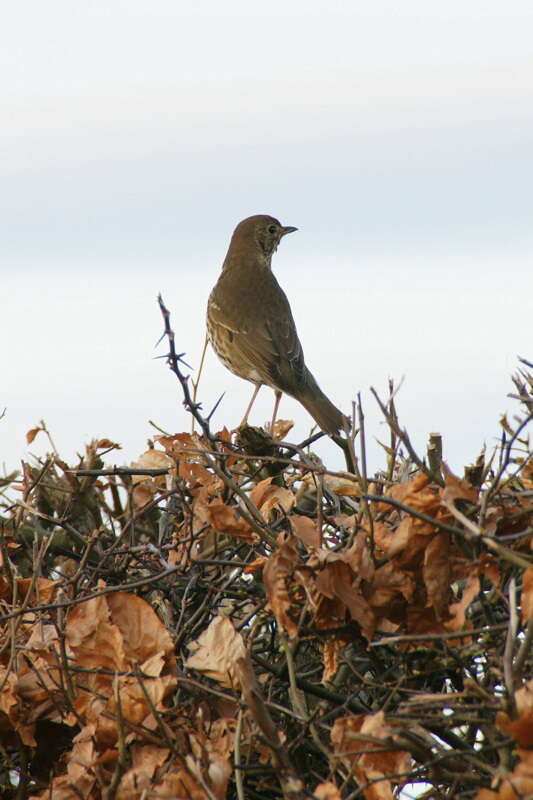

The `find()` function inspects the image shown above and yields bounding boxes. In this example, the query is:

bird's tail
[295,372,350,435]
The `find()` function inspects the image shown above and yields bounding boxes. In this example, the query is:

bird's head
[231,215,298,264]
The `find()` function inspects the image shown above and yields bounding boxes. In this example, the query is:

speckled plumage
[207,214,348,435]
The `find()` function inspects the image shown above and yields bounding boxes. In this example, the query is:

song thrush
[207,214,349,435]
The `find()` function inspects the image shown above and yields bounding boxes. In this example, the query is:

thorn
[207,393,225,421]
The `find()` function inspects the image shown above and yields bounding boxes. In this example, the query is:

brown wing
[208,267,307,395]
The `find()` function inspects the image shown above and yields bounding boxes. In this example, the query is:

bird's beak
[281,226,298,236]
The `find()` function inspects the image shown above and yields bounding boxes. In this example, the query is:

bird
[207,214,349,436]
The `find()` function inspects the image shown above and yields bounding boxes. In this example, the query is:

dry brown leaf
[441,470,479,505]
[322,638,343,683]
[95,438,121,451]
[67,593,122,656]
[474,749,533,799]
[26,425,44,444]
[324,473,361,496]
[423,533,451,619]
[156,431,208,462]
[185,615,248,689]
[374,516,433,563]
[243,555,268,574]
[215,426,232,442]
[116,745,170,800]
[383,474,452,545]
[313,782,343,800]
[151,767,210,800]
[65,593,176,743]
[386,473,432,507]
[203,716,237,762]
[130,448,174,507]
[373,520,409,559]
[259,485,295,520]
[496,679,533,747]
[250,476,295,519]
[344,530,375,582]
[290,514,321,548]
[204,497,255,541]
[65,725,98,783]
[333,513,356,531]
[263,534,301,638]
[187,715,234,798]
[17,623,75,734]
[31,724,98,799]
[0,668,36,746]
[520,459,533,489]
[0,669,18,721]
[521,566,533,623]
[131,449,174,485]
[112,674,175,743]
[105,592,175,665]
[478,555,500,587]
[368,561,415,611]
[271,418,294,440]
[301,472,361,497]
[405,606,451,642]
[131,482,156,507]
[249,477,274,507]
[444,572,480,633]
[331,712,410,800]
[316,561,375,640]
[0,577,58,605]
[179,459,218,489]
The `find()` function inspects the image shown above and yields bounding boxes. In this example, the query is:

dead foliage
[0,306,532,799]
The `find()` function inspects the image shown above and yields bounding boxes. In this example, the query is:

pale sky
[2,0,532,477]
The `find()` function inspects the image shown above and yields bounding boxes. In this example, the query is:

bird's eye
[268,225,277,234]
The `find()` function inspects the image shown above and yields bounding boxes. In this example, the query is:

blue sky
[2,0,532,475]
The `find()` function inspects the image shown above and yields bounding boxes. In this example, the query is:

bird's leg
[270,390,282,434]
[240,383,261,427]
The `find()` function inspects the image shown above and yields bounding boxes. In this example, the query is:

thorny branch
[0,327,532,800]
